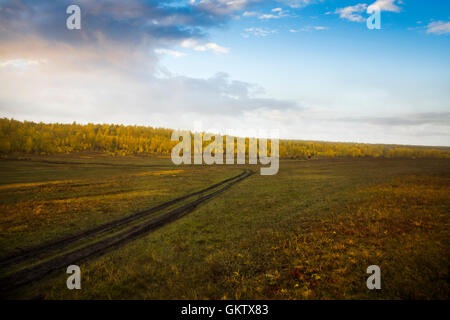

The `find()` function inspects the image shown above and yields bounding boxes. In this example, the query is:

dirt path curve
[0,169,253,294]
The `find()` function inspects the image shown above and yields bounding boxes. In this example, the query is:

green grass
[0,154,242,258]
[1,156,448,299]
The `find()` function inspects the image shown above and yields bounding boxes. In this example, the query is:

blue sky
[0,0,449,145]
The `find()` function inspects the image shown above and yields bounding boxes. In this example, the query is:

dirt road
[0,169,253,294]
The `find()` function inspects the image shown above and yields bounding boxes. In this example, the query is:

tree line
[1,118,449,159]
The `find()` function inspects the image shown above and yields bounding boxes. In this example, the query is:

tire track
[0,170,253,294]
[0,170,249,268]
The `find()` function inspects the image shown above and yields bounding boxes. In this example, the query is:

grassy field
[0,155,243,259]
[0,155,448,299]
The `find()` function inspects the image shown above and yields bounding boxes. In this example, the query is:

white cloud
[426,21,450,35]
[258,8,290,19]
[154,49,187,58]
[243,11,258,17]
[290,26,328,32]
[335,4,367,23]
[180,39,230,54]
[201,43,230,54]
[0,59,43,69]
[367,0,401,13]
[243,28,278,37]
[335,1,401,22]
[278,0,312,9]
[243,7,293,20]
[193,0,258,16]
[259,14,279,19]
[0,55,299,127]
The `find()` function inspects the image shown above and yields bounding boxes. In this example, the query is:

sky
[0,0,449,146]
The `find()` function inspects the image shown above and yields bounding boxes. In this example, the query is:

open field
[0,155,449,299]
[0,155,243,259]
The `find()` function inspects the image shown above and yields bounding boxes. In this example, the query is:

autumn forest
[1,118,449,159]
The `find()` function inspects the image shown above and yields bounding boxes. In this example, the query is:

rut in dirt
[0,169,249,268]
[0,169,253,294]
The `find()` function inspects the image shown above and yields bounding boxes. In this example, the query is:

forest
[1,118,449,159]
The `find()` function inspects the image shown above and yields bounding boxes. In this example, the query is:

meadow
[0,155,448,299]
